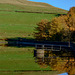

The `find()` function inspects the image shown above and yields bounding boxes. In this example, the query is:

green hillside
[0,11,57,39]
[0,0,67,14]
[0,0,68,39]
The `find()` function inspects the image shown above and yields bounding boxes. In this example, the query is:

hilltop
[0,0,67,14]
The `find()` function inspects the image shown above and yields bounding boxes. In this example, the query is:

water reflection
[0,38,75,74]
[34,45,75,75]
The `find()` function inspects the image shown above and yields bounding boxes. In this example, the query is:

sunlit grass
[0,11,56,38]
[0,3,67,14]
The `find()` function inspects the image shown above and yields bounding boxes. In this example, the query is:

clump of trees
[34,7,75,42]
[34,7,75,75]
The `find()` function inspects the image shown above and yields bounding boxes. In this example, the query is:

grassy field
[0,11,57,39]
[0,71,60,75]
[0,47,51,71]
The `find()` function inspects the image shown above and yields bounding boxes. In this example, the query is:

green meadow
[0,11,57,39]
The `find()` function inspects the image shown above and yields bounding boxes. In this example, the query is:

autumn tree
[34,16,68,41]
[65,7,75,42]
[34,19,50,41]
[34,7,75,42]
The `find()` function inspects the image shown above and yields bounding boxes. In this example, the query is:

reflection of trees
[49,56,75,75]
[35,50,75,75]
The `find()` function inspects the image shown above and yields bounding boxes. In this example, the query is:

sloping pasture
[0,11,57,39]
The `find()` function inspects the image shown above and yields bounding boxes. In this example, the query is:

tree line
[34,7,75,42]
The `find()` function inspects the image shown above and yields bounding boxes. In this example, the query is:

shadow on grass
[5,37,36,48]
[55,14,66,17]
[3,37,75,49]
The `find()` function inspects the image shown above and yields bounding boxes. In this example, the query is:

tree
[34,16,68,41]
[34,19,50,40]
[49,16,68,41]
[34,7,75,42]
[65,7,75,42]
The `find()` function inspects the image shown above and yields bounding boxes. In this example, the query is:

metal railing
[35,44,62,51]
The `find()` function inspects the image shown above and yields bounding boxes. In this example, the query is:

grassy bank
[0,47,51,71]
[0,71,60,75]
[0,46,62,75]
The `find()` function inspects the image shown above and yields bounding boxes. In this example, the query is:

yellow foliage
[34,7,75,41]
